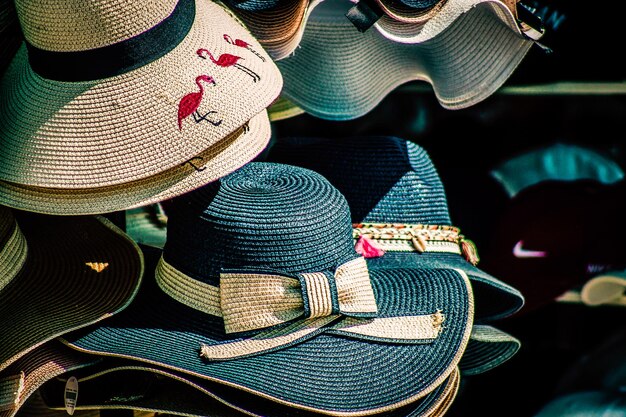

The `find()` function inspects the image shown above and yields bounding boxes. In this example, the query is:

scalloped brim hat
[61,163,474,416]
[365,0,541,45]
[0,341,99,417]
[0,206,144,373]
[225,0,324,61]
[0,0,281,214]
[266,136,524,322]
[276,0,535,119]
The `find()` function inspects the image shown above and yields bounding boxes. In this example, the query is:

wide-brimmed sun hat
[40,363,460,417]
[0,205,144,372]
[0,341,99,417]
[358,0,542,45]
[266,136,524,322]
[62,162,473,416]
[275,0,535,119]
[224,0,324,60]
[458,325,520,376]
[0,111,270,215]
[0,0,281,215]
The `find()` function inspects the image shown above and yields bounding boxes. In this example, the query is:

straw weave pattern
[0,222,27,293]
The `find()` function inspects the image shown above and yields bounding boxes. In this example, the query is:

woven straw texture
[40,359,460,417]
[0,0,281,189]
[227,0,324,60]
[268,96,305,121]
[0,111,270,215]
[14,390,102,417]
[267,136,524,322]
[374,0,448,23]
[63,164,473,415]
[0,341,99,417]
[0,0,21,77]
[225,0,283,11]
[0,210,143,372]
[276,0,531,119]
[458,325,520,375]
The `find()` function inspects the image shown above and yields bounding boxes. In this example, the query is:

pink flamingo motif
[196,48,260,83]
[177,75,222,131]
[223,34,266,62]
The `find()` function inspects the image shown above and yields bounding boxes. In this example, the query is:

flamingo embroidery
[177,75,222,131]
[196,49,260,83]
[223,34,266,62]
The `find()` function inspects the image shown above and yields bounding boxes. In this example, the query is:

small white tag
[64,376,78,416]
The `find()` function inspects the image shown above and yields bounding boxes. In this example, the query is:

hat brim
[62,247,473,415]
[365,251,524,322]
[40,361,460,417]
[0,0,281,189]
[231,0,323,60]
[375,0,447,23]
[0,111,270,215]
[0,212,143,372]
[0,341,99,417]
[459,325,520,376]
[268,96,306,121]
[277,0,532,119]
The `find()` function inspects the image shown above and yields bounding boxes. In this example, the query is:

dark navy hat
[267,136,524,322]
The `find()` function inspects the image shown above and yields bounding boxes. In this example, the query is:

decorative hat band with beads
[156,256,445,360]
[353,223,480,266]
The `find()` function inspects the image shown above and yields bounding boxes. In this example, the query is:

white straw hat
[0,0,281,209]
[276,0,535,119]
[0,111,270,215]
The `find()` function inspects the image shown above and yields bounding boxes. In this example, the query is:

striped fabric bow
[219,257,378,334]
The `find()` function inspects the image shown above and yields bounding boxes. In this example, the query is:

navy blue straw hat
[62,162,473,415]
[266,137,524,322]
[225,0,282,11]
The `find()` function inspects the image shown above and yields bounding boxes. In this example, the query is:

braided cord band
[353,223,480,265]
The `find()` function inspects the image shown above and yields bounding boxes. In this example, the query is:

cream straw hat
[277,0,535,119]
[0,0,281,213]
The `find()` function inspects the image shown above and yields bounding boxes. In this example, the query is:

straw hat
[365,0,541,45]
[0,111,271,215]
[39,352,460,417]
[458,325,520,376]
[268,96,306,121]
[0,0,21,77]
[276,0,534,119]
[13,391,102,417]
[0,0,281,213]
[0,341,99,417]
[266,136,523,322]
[224,0,324,60]
[62,163,473,416]
[0,206,144,372]
[125,204,169,250]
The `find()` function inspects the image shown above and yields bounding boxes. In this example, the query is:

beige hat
[225,0,324,60]
[0,0,281,213]
[277,0,535,119]
[0,111,270,215]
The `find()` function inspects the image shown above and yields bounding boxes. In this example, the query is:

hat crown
[164,162,359,286]
[267,136,452,225]
[15,0,178,51]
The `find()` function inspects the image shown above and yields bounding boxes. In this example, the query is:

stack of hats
[0,0,536,415]
[266,135,523,370]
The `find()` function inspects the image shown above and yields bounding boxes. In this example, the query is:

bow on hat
[220,257,378,333]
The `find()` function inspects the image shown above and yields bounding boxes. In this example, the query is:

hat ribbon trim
[156,257,442,360]
[0,372,24,411]
[0,223,28,293]
[25,0,194,82]
[353,223,480,265]
[157,257,378,334]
